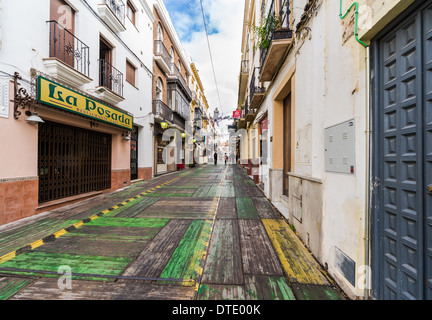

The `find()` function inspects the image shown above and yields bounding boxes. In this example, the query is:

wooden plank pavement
[0,165,346,300]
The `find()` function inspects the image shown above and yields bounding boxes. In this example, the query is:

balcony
[97,0,126,33]
[153,100,173,123]
[243,98,255,124]
[259,0,293,82]
[94,59,125,105]
[44,20,92,87]
[154,40,172,75]
[168,63,192,100]
[238,60,249,105]
[171,112,186,130]
[249,67,266,110]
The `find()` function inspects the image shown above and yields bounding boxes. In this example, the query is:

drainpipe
[364,45,371,300]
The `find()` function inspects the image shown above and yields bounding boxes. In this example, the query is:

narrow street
[0,164,345,301]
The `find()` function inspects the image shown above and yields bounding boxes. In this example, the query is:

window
[126,60,136,86]
[156,78,163,100]
[157,23,164,41]
[126,1,136,25]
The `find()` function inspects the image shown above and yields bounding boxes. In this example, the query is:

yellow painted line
[30,239,44,250]
[102,209,110,214]
[0,252,16,264]
[53,229,67,238]
[262,219,331,285]
[74,221,84,229]
[121,202,128,206]
[129,198,136,202]
[111,206,119,210]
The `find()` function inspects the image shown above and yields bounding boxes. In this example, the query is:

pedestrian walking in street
[214,152,218,165]
[225,153,228,165]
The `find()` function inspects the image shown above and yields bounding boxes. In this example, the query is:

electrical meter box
[324,120,356,174]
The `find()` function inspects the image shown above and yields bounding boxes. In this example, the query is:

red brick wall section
[138,168,152,181]
[0,179,39,226]
[111,170,131,191]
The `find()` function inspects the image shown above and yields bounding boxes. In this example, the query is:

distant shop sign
[37,76,133,130]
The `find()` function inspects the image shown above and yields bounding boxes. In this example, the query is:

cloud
[164,0,244,117]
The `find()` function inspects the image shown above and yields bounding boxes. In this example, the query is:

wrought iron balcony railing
[241,60,249,74]
[48,20,90,77]
[154,40,173,68]
[170,63,191,96]
[250,68,265,104]
[153,100,173,122]
[259,0,291,69]
[99,59,124,97]
[104,0,126,26]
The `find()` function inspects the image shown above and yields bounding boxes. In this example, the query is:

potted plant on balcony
[253,0,289,50]
[254,14,281,50]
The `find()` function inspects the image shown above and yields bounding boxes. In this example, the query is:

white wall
[0,0,155,171]
[256,0,369,298]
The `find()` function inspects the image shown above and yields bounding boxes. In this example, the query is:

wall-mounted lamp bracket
[12,72,34,120]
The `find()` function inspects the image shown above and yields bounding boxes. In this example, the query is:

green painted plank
[291,283,344,300]
[245,275,295,300]
[161,220,211,281]
[143,193,192,197]
[207,186,222,197]
[122,220,191,278]
[0,251,132,281]
[0,278,32,300]
[202,219,243,284]
[220,184,235,197]
[197,284,246,300]
[86,217,169,228]
[193,186,212,197]
[236,198,259,219]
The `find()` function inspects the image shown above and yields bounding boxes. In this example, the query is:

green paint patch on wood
[143,193,192,197]
[197,284,246,300]
[245,275,295,300]
[291,283,344,300]
[220,184,235,197]
[0,251,132,281]
[160,220,211,282]
[193,186,212,197]
[236,198,259,219]
[244,179,256,186]
[0,278,32,300]
[86,217,169,229]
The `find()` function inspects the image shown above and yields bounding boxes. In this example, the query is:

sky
[163,0,245,120]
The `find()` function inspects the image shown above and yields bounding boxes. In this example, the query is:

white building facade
[235,0,431,300]
[0,0,155,225]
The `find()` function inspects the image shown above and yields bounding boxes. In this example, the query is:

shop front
[0,70,133,226]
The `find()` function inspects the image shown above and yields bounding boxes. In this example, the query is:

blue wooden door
[423,4,432,300]
[374,2,432,300]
